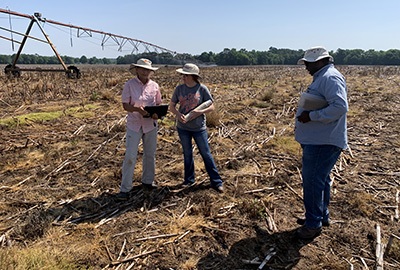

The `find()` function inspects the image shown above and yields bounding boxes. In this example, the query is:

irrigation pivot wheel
[66,66,81,79]
[4,64,21,78]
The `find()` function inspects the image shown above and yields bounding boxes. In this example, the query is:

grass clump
[250,101,271,108]
[267,136,301,155]
[0,247,91,270]
[261,89,275,102]
[348,192,376,217]
[160,117,176,127]
[239,198,273,220]
[0,111,63,126]
[206,108,221,127]
[0,105,99,127]
[387,238,400,261]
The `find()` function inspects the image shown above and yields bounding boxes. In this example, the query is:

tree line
[0,54,114,65]
[1,47,400,66]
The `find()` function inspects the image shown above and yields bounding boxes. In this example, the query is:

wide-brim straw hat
[130,58,158,71]
[176,63,201,77]
[297,46,334,65]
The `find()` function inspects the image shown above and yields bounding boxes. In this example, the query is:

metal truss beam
[0,8,176,55]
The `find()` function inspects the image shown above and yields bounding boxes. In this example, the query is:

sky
[1,0,400,58]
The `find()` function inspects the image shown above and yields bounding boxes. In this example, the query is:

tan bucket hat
[176,63,201,77]
[130,58,158,71]
[297,46,333,65]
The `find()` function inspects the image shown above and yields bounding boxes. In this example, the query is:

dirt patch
[0,65,399,269]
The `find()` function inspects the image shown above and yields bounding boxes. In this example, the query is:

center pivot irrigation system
[0,8,177,78]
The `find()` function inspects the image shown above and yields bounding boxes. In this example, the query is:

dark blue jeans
[301,144,342,228]
[177,127,223,188]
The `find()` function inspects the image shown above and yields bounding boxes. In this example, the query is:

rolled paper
[184,100,212,121]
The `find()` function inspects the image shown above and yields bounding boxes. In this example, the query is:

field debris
[0,65,399,269]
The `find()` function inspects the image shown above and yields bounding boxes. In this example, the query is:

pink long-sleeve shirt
[121,77,162,133]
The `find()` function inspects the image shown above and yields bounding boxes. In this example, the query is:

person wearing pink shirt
[117,58,162,200]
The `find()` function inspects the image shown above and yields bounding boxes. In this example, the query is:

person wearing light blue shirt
[295,46,348,239]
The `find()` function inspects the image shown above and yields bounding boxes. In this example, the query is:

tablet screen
[144,105,168,118]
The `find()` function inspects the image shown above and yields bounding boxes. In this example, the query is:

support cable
[0,26,48,43]
[7,7,14,51]
[70,26,73,47]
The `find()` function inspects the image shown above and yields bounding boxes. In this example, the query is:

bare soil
[0,65,399,269]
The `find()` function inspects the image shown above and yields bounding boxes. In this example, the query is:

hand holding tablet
[143,104,169,118]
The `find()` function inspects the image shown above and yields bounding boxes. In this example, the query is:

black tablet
[144,105,169,118]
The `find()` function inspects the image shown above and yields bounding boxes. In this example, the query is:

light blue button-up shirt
[295,64,348,149]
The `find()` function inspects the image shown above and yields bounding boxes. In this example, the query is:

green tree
[196,51,215,63]
[62,55,75,65]
[79,55,88,64]
[364,49,383,65]
[333,48,346,64]
[343,49,364,65]
[0,55,12,64]
[102,57,111,64]
[384,49,400,65]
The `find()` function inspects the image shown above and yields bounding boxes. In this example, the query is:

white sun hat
[176,63,201,77]
[297,46,334,65]
[130,58,158,71]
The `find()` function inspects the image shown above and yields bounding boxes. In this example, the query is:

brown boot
[296,226,322,239]
[296,216,330,227]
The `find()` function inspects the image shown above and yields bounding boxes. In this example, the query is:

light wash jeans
[120,127,157,192]
[177,127,223,188]
[301,144,342,229]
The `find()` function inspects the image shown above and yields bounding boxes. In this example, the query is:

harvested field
[0,64,399,270]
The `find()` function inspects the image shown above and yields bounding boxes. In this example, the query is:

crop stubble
[0,65,399,269]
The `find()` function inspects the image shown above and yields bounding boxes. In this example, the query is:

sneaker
[296,225,322,240]
[212,185,224,193]
[296,216,330,227]
[116,192,129,200]
[181,181,195,187]
[142,183,158,190]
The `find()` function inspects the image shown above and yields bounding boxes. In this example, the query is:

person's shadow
[12,185,171,242]
[197,224,313,270]
[51,185,170,225]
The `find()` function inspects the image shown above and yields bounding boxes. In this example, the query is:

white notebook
[298,92,328,110]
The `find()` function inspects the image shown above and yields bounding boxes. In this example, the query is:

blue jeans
[177,127,223,188]
[301,144,342,228]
